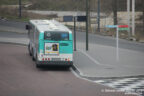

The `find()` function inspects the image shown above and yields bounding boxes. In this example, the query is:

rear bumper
[36,61,73,66]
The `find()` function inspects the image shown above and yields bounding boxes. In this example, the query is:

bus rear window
[44,31,69,41]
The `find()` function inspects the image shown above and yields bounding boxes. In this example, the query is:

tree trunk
[143,0,144,33]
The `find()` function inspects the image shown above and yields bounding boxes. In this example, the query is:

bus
[26,20,73,68]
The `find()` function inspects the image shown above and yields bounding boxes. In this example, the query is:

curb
[72,64,82,76]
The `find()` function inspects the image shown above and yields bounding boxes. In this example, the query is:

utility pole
[19,0,22,18]
[127,0,131,38]
[97,0,100,32]
[132,0,135,36]
[86,0,89,51]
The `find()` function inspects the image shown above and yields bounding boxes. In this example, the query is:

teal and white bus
[26,20,73,68]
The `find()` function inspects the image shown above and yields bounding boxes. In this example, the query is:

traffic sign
[118,25,129,28]
[118,28,129,31]
[63,16,73,22]
[77,16,87,22]
[105,25,117,28]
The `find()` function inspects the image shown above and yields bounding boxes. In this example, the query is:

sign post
[117,25,129,61]
[106,25,129,61]
[74,17,76,51]
[63,15,87,51]
[116,26,119,61]
[86,0,89,51]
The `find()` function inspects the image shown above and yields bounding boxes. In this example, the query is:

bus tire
[36,64,41,68]
[32,48,35,61]
[65,65,71,69]
[35,55,41,68]
[28,43,32,56]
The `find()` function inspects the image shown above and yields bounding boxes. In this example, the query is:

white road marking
[104,78,138,87]
[119,80,144,91]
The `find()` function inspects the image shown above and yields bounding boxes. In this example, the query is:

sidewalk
[74,42,144,78]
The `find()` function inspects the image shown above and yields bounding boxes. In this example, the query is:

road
[0,43,135,96]
[76,32,144,52]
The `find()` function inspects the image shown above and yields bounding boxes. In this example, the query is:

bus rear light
[48,58,50,61]
[42,58,44,61]
[45,58,47,61]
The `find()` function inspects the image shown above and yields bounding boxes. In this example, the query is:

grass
[0,0,29,5]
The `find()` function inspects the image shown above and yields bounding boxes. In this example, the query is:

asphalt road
[76,32,144,52]
[0,43,135,96]
[0,31,27,38]
[0,20,27,29]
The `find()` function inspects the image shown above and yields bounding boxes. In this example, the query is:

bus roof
[29,20,72,33]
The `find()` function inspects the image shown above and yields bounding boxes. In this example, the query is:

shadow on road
[37,66,71,72]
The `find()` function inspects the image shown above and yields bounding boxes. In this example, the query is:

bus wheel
[28,44,32,56]
[36,55,41,68]
[32,48,35,61]
[36,64,41,68]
